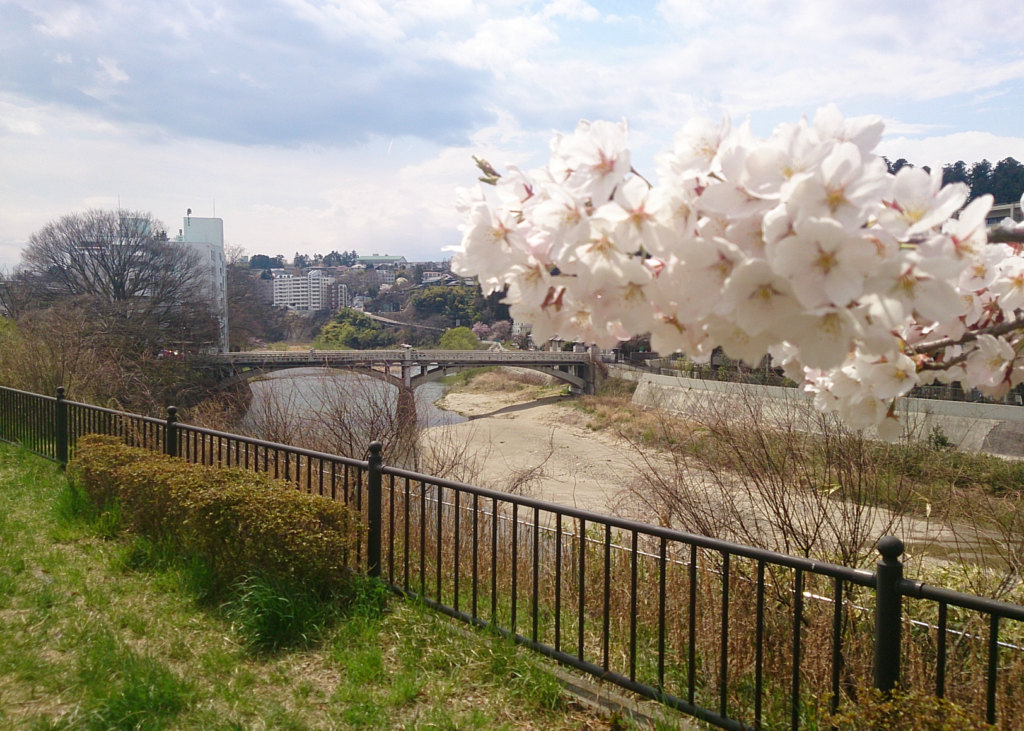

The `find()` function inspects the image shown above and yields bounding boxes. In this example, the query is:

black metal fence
[3,384,1024,730]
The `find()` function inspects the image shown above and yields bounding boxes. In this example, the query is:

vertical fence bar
[987,614,999,726]
[936,602,947,698]
[389,473,396,584]
[555,513,562,654]
[658,536,667,691]
[472,493,479,619]
[436,484,444,603]
[630,530,638,682]
[873,537,904,695]
[688,543,697,707]
[532,506,539,644]
[366,442,383,579]
[404,477,411,593]
[491,496,498,623]
[831,576,844,718]
[720,551,730,720]
[421,482,427,594]
[791,568,803,731]
[603,523,611,672]
[511,504,519,634]
[578,518,586,663]
[355,467,363,565]
[454,489,461,612]
[755,560,765,730]
[55,387,68,468]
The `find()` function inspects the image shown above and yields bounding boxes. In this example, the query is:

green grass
[0,444,641,731]
[440,366,499,388]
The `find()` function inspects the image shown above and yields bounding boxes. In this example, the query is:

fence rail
[2,384,1024,730]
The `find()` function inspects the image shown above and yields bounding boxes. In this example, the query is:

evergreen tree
[992,158,1024,204]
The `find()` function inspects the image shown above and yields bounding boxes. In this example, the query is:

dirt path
[428,391,635,513]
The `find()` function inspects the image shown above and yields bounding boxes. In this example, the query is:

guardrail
[3,384,1024,730]
[212,349,592,364]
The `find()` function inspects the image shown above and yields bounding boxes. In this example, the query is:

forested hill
[885,156,1024,205]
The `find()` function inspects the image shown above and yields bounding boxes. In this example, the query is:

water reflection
[244,368,466,433]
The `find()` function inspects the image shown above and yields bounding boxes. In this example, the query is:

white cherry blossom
[773,217,877,308]
[451,105,1024,437]
[965,335,1016,397]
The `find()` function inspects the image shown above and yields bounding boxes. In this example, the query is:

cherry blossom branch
[987,225,1024,245]
[473,156,501,185]
[452,107,1024,438]
[630,166,653,189]
[910,316,1024,357]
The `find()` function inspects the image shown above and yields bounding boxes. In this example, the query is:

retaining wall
[610,367,1024,457]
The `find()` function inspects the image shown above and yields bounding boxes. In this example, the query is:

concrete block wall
[610,367,1024,457]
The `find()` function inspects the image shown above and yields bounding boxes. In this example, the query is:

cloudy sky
[2,0,1023,268]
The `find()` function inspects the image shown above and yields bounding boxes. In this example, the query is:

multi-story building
[176,216,228,352]
[357,254,407,268]
[274,270,329,310]
[273,270,349,311]
[987,201,1023,226]
[327,281,351,310]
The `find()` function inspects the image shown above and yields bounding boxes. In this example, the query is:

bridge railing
[213,349,592,364]
[3,384,1024,730]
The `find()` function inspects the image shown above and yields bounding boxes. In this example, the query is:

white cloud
[3,0,1024,273]
[657,0,713,28]
[0,95,535,268]
[878,131,1024,167]
[97,58,130,83]
[442,15,559,73]
[541,0,600,22]
[882,119,948,136]
[278,0,406,43]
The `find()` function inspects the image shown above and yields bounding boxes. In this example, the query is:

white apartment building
[273,270,350,311]
[176,216,228,352]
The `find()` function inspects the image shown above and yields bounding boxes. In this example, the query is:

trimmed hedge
[68,435,364,596]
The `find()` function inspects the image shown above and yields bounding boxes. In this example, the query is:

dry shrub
[68,435,364,595]
[0,302,117,403]
[827,689,994,731]
[942,487,1024,599]
[231,369,487,484]
[452,367,560,393]
[619,387,914,568]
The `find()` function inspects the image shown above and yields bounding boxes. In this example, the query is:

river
[243,368,466,432]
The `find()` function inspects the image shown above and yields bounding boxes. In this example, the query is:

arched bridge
[209,349,600,395]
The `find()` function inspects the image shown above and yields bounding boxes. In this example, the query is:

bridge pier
[395,386,418,450]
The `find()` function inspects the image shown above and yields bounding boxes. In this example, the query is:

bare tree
[15,208,220,354]
[0,267,37,319]
[226,259,285,350]
[617,387,915,569]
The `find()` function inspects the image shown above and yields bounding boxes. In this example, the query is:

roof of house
[357,255,407,265]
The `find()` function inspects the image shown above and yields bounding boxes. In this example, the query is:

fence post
[165,406,178,458]
[55,387,68,468]
[367,441,383,579]
[873,535,904,694]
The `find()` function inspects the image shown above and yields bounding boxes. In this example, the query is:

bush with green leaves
[439,326,479,350]
[67,435,364,597]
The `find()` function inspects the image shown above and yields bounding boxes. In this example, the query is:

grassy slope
[572,378,1024,503]
[0,445,620,731]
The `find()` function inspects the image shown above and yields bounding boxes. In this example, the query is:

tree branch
[987,224,1024,245]
[910,316,1024,356]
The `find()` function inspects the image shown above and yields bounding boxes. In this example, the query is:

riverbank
[428,371,1024,574]
[431,379,635,514]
